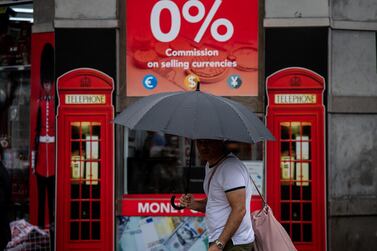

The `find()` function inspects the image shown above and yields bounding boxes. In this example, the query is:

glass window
[124,129,264,194]
[0,4,32,221]
[69,121,102,241]
[279,121,313,243]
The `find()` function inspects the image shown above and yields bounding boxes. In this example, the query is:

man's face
[196,139,225,161]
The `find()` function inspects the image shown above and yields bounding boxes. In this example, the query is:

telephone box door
[266,68,326,251]
[56,69,114,251]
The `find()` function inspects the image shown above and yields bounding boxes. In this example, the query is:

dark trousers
[36,175,55,228]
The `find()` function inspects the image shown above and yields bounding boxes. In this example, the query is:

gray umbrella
[115,90,274,143]
[114,86,274,209]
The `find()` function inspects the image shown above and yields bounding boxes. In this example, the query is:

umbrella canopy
[114,91,274,143]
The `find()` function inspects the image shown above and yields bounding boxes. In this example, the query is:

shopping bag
[252,205,297,251]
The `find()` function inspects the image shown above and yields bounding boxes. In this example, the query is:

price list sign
[126,0,258,96]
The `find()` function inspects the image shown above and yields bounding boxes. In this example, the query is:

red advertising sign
[126,0,258,96]
[121,194,263,216]
[122,194,206,216]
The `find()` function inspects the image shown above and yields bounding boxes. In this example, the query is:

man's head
[196,139,227,162]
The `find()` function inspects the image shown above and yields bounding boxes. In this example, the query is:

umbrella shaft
[185,139,195,194]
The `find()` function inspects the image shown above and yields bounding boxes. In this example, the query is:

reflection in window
[279,121,313,243]
[92,222,100,240]
[70,222,79,240]
[69,121,102,241]
[126,130,263,194]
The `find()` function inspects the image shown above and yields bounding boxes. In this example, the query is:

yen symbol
[227,74,242,89]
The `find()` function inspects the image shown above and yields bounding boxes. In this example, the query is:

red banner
[121,194,263,216]
[122,194,206,216]
[126,0,258,96]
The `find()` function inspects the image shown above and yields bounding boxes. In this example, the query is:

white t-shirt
[203,153,255,244]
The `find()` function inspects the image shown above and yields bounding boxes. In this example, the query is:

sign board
[65,94,106,104]
[274,94,316,104]
[126,0,259,96]
[122,194,206,216]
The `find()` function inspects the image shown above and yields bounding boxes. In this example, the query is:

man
[180,139,254,251]
[31,44,55,228]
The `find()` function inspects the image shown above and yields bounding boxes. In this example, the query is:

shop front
[116,0,263,250]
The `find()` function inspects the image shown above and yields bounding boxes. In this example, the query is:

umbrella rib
[131,93,178,122]
[162,92,190,135]
[216,98,259,143]
[115,92,178,128]
[206,95,226,140]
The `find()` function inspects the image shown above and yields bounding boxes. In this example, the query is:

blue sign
[227,74,242,89]
[143,74,158,90]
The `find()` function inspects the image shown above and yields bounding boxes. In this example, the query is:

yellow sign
[274,94,316,104]
[184,74,200,90]
[65,95,106,104]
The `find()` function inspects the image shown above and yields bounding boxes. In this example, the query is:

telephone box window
[69,121,102,241]
[70,222,79,240]
[279,121,313,243]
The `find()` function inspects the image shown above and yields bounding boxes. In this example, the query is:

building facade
[0,0,376,250]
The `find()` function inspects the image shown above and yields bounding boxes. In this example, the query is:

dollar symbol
[188,76,197,88]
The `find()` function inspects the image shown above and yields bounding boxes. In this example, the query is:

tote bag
[249,176,297,251]
[252,206,297,251]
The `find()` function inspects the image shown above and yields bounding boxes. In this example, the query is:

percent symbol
[150,0,234,43]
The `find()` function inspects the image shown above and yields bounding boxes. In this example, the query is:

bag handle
[249,174,267,207]
[225,155,268,207]
[207,165,218,192]
[209,155,268,207]
[207,154,229,192]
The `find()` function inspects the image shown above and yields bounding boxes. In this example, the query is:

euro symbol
[144,76,154,88]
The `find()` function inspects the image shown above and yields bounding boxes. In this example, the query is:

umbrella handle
[170,139,195,211]
[170,195,185,210]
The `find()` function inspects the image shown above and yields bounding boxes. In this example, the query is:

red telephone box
[56,68,114,251]
[266,67,326,251]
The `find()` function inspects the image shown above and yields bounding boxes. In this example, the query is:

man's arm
[179,194,207,213]
[210,188,246,250]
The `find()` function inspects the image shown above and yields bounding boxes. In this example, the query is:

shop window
[125,129,263,194]
[0,3,32,220]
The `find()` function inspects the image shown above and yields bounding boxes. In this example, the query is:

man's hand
[178,194,207,212]
[179,194,194,209]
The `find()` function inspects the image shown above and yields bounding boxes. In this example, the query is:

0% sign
[150,0,234,43]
